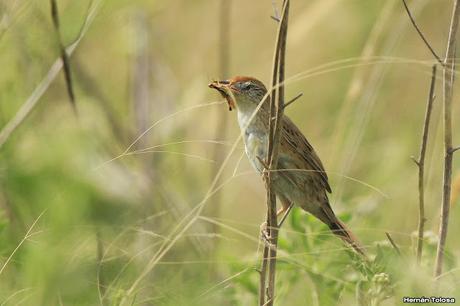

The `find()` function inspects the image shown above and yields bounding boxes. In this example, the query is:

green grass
[0,0,459,305]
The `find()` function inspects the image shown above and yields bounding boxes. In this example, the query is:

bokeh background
[0,0,459,305]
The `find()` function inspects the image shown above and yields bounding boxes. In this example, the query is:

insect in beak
[209,80,236,111]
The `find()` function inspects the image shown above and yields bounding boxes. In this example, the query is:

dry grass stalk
[434,0,460,278]
[50,0,77,111]
[411,65,437,264]
[259,1,289,305]
[209,0,232,238]
[0,0,101,149]
[401,0,444,66]
[385,232,402,256]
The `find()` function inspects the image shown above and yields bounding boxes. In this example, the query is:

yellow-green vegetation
[0,0,459,305]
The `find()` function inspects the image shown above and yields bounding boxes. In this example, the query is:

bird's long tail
[328,218,367,258]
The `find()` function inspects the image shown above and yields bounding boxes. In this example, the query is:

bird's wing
[279,116,332,193]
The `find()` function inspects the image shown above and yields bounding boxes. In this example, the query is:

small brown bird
[209,76,366,256]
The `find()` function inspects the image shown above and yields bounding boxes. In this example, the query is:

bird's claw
[256,156,270,177]
[260,222,275,248]
[261,168,269,178]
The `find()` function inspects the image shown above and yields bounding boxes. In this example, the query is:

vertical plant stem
[209,0,231,236]
[259,1,289,305]
[50,0,77,111]
[435,0,460,278]
[131,11,151,151]
[96,229,106,305]
[218,0,231,78]
[414,65,437,264]
[258,246,269,306]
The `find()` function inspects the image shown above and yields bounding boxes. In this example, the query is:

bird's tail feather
[328,218,367,258]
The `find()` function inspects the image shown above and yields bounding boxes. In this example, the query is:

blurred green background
[0,0,459,305]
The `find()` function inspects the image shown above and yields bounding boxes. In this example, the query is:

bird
[209,76,366,257]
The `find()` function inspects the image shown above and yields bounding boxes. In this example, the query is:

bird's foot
[259,222,275,249]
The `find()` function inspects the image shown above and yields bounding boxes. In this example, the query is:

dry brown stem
[434,0,460,278]
[401,0,444,66]
[50,0,77,111]
[385,232,402,256]
[259,1,290,305]
[412,65,437,264]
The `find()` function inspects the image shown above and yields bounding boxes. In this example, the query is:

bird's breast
[237,109,270,174]
[243,131,267,174]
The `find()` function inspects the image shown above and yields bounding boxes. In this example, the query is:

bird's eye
[238,81,252,91]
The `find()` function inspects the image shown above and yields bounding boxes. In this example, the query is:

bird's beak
[208,80,236,111]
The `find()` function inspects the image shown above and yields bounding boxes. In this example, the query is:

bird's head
[208,76,267,111]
